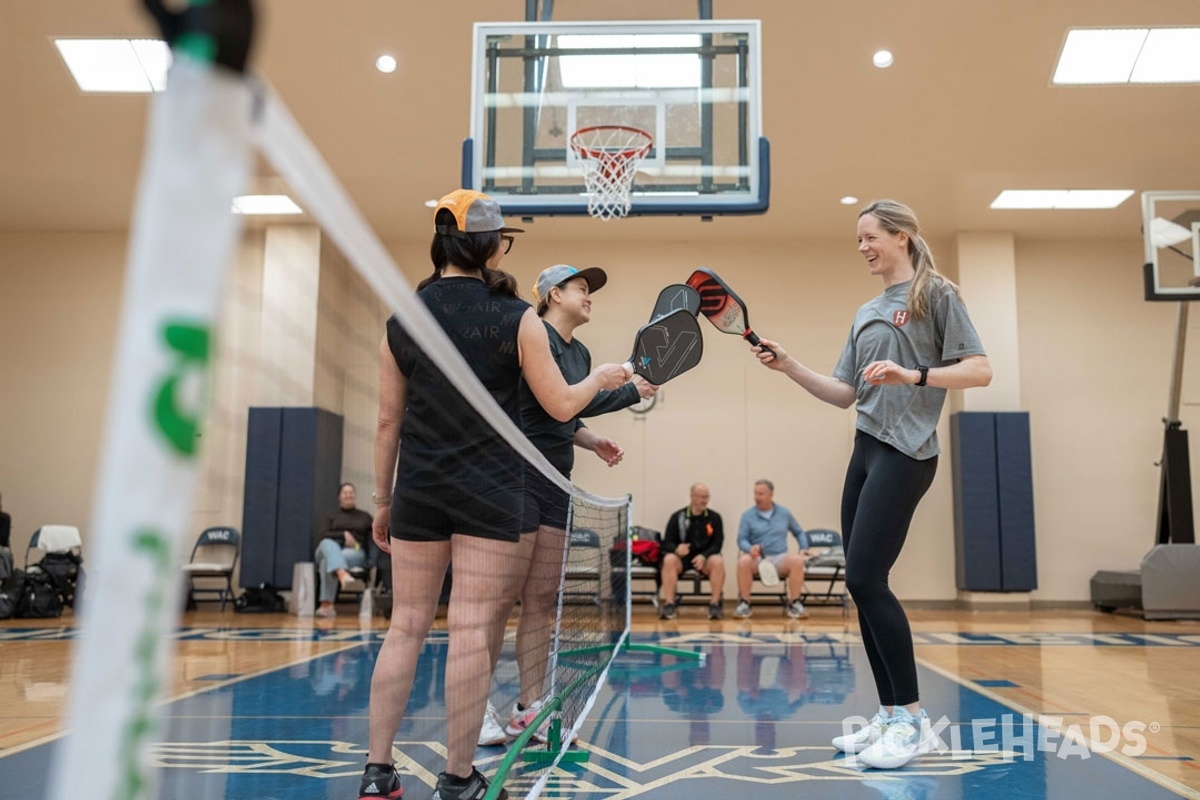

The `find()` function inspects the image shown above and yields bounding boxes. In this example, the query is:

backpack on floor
[16,570,64,618]
[234,582,287,613]
[36,550,82,608]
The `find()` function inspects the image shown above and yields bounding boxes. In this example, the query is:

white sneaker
[506,700,547,743]
[757,557,780,587]
[478,700,508,746]
[856,710,938,769]
[832,711,890,754]
[506,699,579,745]
[733,599,753,619]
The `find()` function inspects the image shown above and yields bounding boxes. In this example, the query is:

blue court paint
[975,679,1020,687]
[0,630,1192,799]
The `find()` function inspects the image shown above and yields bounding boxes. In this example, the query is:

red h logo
[893,310,910,327]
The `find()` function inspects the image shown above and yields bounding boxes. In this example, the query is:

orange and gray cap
[532,264,609,303]
[433,189,524,237]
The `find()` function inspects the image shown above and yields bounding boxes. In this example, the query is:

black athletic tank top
[386,276,530,495]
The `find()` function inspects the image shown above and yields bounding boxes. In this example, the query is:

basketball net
[569,125,652,221]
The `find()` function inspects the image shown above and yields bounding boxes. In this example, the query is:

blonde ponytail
[860,199,957,320]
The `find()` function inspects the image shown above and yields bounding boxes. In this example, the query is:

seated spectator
[315,482,372,618]
[0,491,11,548]
[659,483,726,620]
[735,479,812,620]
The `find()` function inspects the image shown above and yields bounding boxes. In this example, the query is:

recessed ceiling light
[873,50,894,69]
[1053,27,1200,84]
[231,195,304,215]
[840,196,859,205]
[55,38,171,93]
[1131,28,1200,83]
[990,189,1133,210]
[376,54,397,74]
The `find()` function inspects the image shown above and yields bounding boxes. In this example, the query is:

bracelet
[371,492,393,506]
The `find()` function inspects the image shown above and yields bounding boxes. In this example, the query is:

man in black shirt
[660,483,726,620]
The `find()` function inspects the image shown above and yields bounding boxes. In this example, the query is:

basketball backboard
[465,20,768,219]
[1143,191,1200,301]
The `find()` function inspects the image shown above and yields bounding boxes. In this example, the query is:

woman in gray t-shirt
[753,199,991,770]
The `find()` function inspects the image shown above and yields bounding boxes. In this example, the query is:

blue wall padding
[996,412,1038,591]
[241,407,344,589]
[951,412,1003,591]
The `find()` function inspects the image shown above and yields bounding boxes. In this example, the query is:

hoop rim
[569,125,654,161]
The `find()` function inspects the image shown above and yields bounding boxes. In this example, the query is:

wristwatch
[915,365,929,387]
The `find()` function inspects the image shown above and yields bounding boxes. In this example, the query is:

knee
[737,553,754,569]
[706,554,725,572]
[662,553,682,573]
[845,570,884,600]
[520,582,557,615]
[446,600,506,634]
[389,605,434,641]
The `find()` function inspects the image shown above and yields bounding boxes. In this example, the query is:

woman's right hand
[593,362,632,391]
[753,338,788,369]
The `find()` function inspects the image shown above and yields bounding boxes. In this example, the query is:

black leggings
[841,431,938,707]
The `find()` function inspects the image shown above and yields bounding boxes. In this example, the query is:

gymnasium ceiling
[3,0,1199,244]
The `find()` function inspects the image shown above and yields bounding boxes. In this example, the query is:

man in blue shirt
[735,479,811,619]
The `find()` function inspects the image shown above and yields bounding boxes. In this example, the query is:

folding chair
[800,528,849,615]
[181,526,239,611]
[609,525,667,606]
[562,528,603,605]
[334,537,380,614]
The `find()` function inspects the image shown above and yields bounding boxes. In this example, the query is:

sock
[878,705,891,721]
[442,771,471,785]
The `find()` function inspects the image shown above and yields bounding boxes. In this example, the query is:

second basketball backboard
[465,20,768,218]
[1144,192,1200,301]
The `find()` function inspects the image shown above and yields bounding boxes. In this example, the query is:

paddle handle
[743,330,776,359]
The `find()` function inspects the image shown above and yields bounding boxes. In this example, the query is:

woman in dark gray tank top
[357,190,630,800]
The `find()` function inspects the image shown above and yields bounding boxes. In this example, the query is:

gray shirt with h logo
[833,279,986,460]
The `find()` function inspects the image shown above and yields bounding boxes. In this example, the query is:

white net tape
[570,126,652,221]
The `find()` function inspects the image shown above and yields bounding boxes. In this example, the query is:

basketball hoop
[569,125,653,221]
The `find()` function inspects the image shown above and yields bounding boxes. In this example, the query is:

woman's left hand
[863,360,915,386]
[372,506,392,554]
[593,438,624,467]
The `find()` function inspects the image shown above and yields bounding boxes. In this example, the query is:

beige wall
[0,233,126,562]
[0,228,1182,601]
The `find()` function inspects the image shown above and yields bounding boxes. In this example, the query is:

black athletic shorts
[390,483,523,543]
[520,466,570,533]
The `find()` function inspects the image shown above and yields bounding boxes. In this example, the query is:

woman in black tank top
[357,190,630,800]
